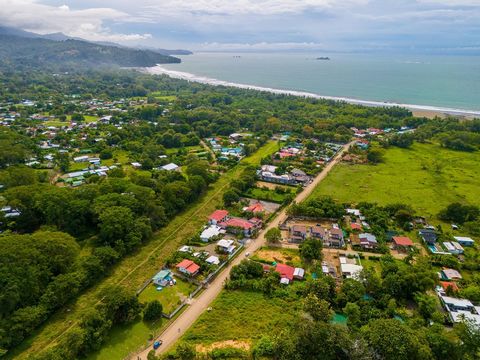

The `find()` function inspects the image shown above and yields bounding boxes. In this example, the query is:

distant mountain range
[0,26,191,68]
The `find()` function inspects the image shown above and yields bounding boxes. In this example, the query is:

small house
[359,233,378,250]
[176,259,200,277]
[217,239,236,254]
[200,225,224,242]
[453,236,475,247]
[275,263,295,284]
[209,210,229,225]
[161,163,179,171]
[152,269,173,287]
[392,236,414,251]
[310,226,326,240]
[441,268,462,281]
[293,267,305,280]
[290,225,307,243]
[206,255,220,265]
[419,229,437,244]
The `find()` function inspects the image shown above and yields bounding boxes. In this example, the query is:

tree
[438,203,479,224]
[223,189,240,206]
[143,300,163,322]
[415,293,437,320]
[303,294,332,322]
[299,238,323,263]
[265,227,282,244]
[455,318,480,359]
[343,302,361,329]
[98,206,135,248]
[367,148,384,164]
[361,319,433,360]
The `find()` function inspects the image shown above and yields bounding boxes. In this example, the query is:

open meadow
[309,143,480,218]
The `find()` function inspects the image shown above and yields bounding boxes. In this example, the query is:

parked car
[153,340,163,349]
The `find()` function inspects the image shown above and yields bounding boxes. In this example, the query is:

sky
[0,0,479,53]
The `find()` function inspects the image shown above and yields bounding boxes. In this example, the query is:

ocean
[147,52,480,116]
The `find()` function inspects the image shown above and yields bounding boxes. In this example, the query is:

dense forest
[0,35,180,68]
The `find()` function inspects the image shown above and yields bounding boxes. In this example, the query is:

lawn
[243,187,289,203]
[180,289,300,346]
[138,279,197,314]
[9,141,278,360]
[309,143,480,218]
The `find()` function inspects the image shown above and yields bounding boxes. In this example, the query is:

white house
[206,255,220,265]
[217,239,236,254]
[454,236,475,247]
[200,225,224,242]
[161,163,179,171]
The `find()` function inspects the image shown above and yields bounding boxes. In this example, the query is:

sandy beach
[145,65,480,119]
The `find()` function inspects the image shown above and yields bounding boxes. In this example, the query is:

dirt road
[133,142,352,359]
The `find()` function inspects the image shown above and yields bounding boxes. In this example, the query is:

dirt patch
[196,340,251,353]
[256,181,293,191]
[256,248,300,264]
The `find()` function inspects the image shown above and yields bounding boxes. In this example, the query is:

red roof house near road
[351,223,362,231]
[246,202,265,213]
[392,236,414,247]
[176,259,200,276]
[209,210,229,224]
[221,217,254,229]
[275,263,295,282]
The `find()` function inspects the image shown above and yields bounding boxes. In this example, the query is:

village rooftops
[245,202,265,213]
[441,268,462,280]
[220,217,254,229]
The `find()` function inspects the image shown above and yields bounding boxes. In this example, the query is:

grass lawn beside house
[308,143,480,218]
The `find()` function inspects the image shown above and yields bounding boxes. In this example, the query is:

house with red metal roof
[176,259,200,277]
[392,236,414,251]
[208,210,229,225]
[219,217,261,237]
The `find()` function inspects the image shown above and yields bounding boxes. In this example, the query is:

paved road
[134,142,352,359]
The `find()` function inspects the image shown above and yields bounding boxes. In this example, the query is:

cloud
[0,0,151,42]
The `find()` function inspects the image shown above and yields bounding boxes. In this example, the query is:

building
[244,201,265,214]
[441,268,462,281]
[453,236,475,247]
[436,288,480,326]
[206,255,220,265]
[217,239,236,254]
[200,225,224,242]
[161,163,179,171]
[152,269,173,287]
[293,267,305,280]
[289,225,307,243]
[419,229,437,244]
[275,263,295,284]
[310,226,326,240]
[208,210,229,225]
[340,257,363,279]
[219,217,260,237]
[176,259,200,277]
[328,228,345,247]
[392,236,414,251]
[359,233,378,250]
[443,241,464,255]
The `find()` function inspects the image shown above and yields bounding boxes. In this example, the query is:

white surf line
[144,65,480,117]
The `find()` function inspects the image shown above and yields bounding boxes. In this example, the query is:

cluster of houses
[207,135,247,161]
[436,267,480,326]
[288,224,345,248]
[351,126,414,138]
[257,165,311,186]
[419,229,474,255]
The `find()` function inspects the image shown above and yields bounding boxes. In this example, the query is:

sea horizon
[147,52,480,117]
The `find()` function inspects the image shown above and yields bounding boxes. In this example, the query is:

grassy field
[180,289,300,346]
[309,143,480,218]
[243,187,289,203]
[138,279,196,314]
[9,141,278,360]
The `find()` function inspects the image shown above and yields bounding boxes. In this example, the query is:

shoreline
[144,65,480,119]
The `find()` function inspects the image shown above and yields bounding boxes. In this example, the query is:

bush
[143,300,163,322]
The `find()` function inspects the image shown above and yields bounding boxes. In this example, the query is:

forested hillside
[0,35,180,68]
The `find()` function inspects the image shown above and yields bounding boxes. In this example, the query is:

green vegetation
[309,143,480,217]
[138,280,196,314]
[0,34,180,68]
[181,290,300,345]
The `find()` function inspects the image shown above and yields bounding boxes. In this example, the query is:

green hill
[0,35,180,68]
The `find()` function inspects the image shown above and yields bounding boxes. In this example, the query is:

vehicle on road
[153,340,163,350]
